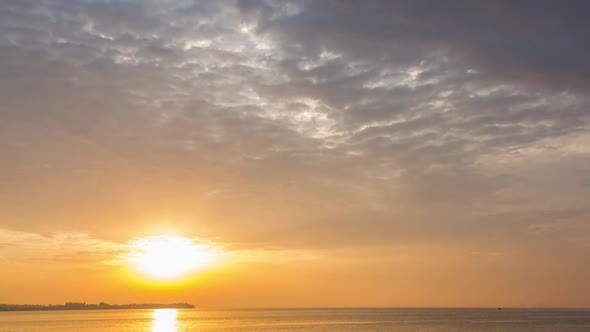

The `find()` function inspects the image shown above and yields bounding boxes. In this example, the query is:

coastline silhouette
[0,302,194,311]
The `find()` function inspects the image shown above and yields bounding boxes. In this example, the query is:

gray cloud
[0,0,589,257]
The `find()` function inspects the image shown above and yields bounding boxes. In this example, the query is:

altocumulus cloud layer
[1,0,590,256]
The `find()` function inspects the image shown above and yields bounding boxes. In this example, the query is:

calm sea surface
[1,308,590,331]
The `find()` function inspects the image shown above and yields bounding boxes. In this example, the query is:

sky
[1,0,590,308]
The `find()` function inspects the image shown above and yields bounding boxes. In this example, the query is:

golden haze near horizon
[1,0,590,309]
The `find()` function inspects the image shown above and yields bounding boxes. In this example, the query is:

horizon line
[3,304,590,310]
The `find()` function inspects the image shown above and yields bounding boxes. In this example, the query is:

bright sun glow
[128,236,216,278]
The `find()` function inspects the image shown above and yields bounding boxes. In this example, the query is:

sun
[128,235,216,279]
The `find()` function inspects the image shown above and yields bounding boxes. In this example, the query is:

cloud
[0,228,318,271]
[0,228,124,265]
[0,0,589,255]
[248,0,590,92]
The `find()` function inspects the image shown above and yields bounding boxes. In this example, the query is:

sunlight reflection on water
[152,309,178,332]
[1,308,590,331]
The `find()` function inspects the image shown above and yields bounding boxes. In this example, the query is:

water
[1,308,590,331]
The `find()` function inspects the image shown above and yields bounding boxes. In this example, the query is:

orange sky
[1,0,590,308]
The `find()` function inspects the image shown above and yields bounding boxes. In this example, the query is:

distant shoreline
[0,302,195,312]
